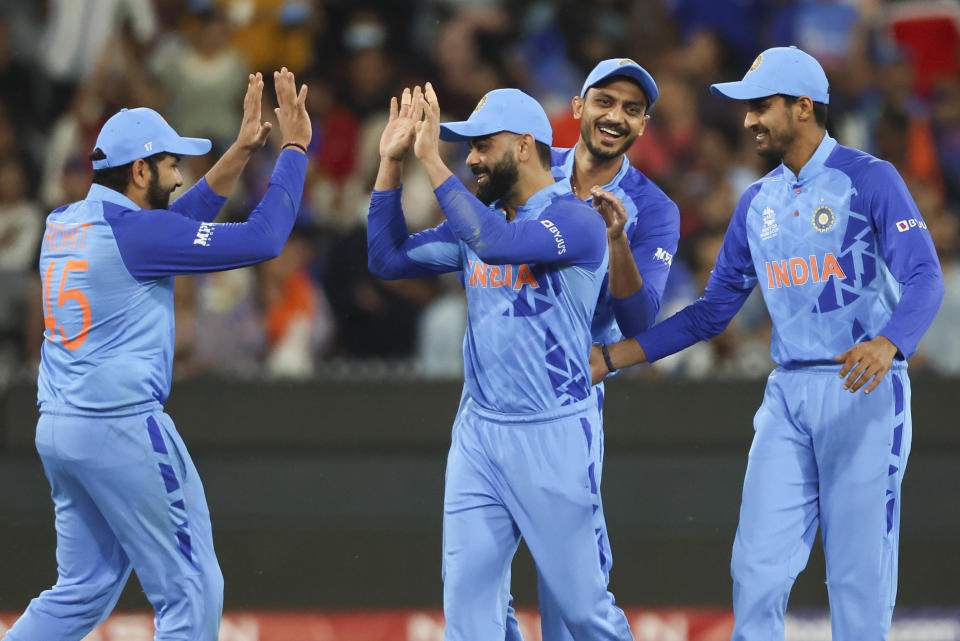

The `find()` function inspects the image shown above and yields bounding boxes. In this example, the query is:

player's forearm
[608,234,643,298]
[374,157,404,191]
[607,338,648,370]
[204,142,255,197]
[420,153,453,189]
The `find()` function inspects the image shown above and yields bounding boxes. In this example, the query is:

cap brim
[709,81,778,101]
[439,121,497,142]
[164,136,212,157]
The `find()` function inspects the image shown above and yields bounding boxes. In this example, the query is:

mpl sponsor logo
[539,219,567,255]
[193,222,216,247]
[896,218,927,232]
[654,247,673,266]
[765,253,846,289]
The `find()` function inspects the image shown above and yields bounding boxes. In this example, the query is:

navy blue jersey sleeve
[168,177,227,222]
[433,175,605,268]
[367,187,462,279]
[612,197,681,337]
[635,191,757,362]
[105,149,308,280]
[861,160,944,357]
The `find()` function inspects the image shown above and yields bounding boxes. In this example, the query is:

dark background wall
[2,377,958,609]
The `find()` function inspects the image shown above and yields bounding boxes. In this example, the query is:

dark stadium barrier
[1,377,958,611]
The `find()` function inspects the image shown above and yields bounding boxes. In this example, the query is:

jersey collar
[86,183,142,211]
[780,132,837,185]
[559,144,631,197]
[515,179,572,221]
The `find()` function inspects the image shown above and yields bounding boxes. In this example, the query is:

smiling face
[574,78,649,161]
[466,133,520,206]
[743,95,800,162]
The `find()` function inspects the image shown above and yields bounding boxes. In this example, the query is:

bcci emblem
[748,54,763,73]
[473,94,488,114]
[618,59,637,66]
[813,205,835,232]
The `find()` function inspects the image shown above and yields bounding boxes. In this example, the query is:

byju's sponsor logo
[540,219,567,255]
[895,218,927,232]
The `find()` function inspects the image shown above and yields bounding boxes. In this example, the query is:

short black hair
[89,149,173,193]
[780,95,828,128]
[535,141,551,169]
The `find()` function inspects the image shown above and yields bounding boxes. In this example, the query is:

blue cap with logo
[439,88,553,146]
[91,107,212,170]
[581,58,659,113]
[710,46,830,104]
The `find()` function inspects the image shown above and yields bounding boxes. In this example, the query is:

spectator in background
[0,158,43,383]
[38,0,157,124]
[151,5,249,152]
[260,227,333,378]
[220,0,315,75]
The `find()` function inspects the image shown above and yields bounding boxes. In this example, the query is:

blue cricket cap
[580,58,659,113]
[439,89,553,146]
[710,46,830,104]
[91,107,212,169]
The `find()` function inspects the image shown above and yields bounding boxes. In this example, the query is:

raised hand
[236,72,273,153]
[414,82,442,162]
[379,86,424,162]
[273,67,311,150]
[590,186,628,240]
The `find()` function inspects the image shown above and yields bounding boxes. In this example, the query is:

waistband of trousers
[464,392,597,425]
[39,399,163,418]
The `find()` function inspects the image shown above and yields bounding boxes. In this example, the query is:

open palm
[380,86,424,161]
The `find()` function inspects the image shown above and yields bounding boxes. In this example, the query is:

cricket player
[595,47,945,640]
[4,69,311,641]
[505,58,680,641]
[368,83,633,640]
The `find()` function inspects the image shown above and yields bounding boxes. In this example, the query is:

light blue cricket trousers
[442,394,631,641]
[4,409,223,641]
[731,365,911,641]
[503,388,613,641]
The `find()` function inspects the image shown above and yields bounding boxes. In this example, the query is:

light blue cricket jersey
[368,176,608,414]
[37,150,308,415]
[637,134,944,366]
[551,146,680,344]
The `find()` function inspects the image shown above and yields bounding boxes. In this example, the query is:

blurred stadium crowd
[0,0,958,384]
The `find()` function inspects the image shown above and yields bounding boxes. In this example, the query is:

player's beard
[474,151,519,206]
[581,119,637,161]
[754,117,798,162]
[146,170,174,209]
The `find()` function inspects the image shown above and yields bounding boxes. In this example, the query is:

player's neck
[122,186,151,210]
[503,167,556,220]
[782,128,826,178]
[571,143,622,200]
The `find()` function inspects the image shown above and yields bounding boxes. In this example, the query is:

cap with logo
[91,107,212,170]
[439,88,553,146]
[581,58,659,113]
[710,46,830,104]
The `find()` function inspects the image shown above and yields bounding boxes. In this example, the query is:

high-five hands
[590,186,628,241]
[379,86,424,161]
[274,67,311,151]
[236,72,273,153]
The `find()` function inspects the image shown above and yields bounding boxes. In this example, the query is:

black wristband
[281,142,307,154]
[601,343,616,373]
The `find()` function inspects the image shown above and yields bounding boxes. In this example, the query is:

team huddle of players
[6,46,944,641]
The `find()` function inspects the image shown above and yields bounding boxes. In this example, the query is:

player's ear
[572,96,584,120]
[517,133,535,163]
[130,159,151,189]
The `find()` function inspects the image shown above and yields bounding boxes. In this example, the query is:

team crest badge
[618,59,636,66]
[473,94,488,114]
[813,205,835,232]
[748,54,763,73]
